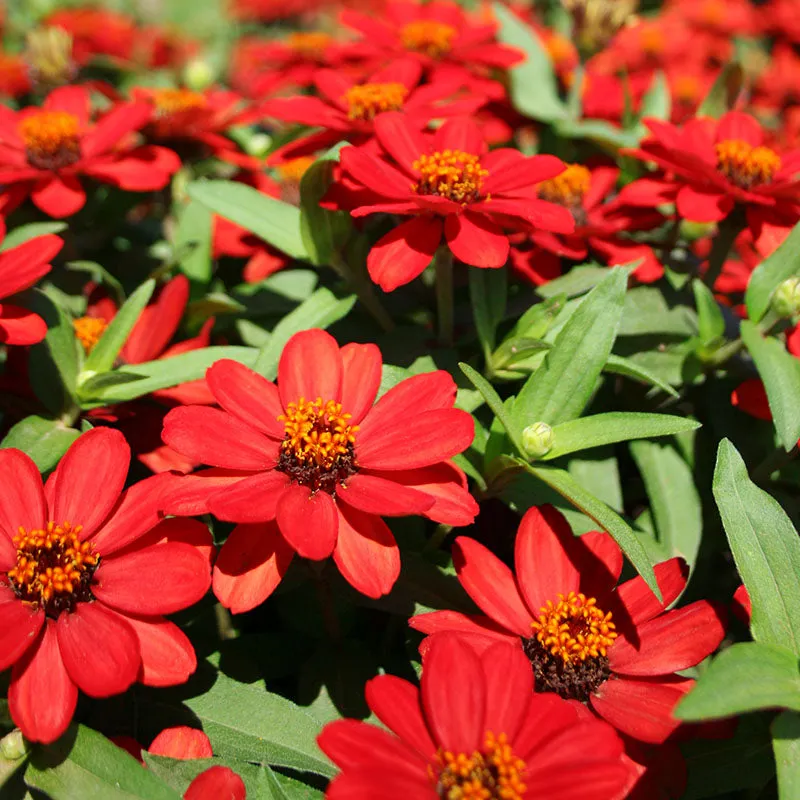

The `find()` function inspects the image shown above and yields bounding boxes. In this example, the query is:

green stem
[704,212,745,289]
[330,253,395,333]
[423,523,454,554]
[435,247,454,348]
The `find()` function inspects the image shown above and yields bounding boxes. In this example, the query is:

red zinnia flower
[44,8,137,65]
[0,52,32,99]
[625,111,800,231]
[410,505,726,743]
[0,228,63,345]
[161,328,478,610]
[0,85,180,218]
[0,428,212,744]
[318,632,633,799]
[328,112,573,290]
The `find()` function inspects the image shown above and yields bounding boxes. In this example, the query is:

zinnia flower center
[400,21,457,58]
[537,164,590,223]
[522,591,617,702]
[413,150,488,204]
[276,156,315,184]
[73,316,108,353]
[431,732,527,800]
[151,88,207,116]
[673,74,702,104]
[700,0,725,25]
[7,521,99,618]
[639,26,664,56]
[276,397,358,493]
[287,32,332,57]
[19,110,81,170]
[715,139,781,189]
[344,82,408,121]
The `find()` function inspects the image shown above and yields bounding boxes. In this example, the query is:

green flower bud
[522,422,554,459]
[182,58,215,92]
[772,276,800,319]
[679,219,716,242]
[0,730,29,761]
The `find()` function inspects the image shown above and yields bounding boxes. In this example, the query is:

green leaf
[676,642,800,721]
[65,261,125,305]
[539,412,700,461]
[174,199,213,283]
[1,416,80,473]
[774,711,800,800]
[492,338,551,372]
[603,354,679,398]
[469,266,507,363]
[188,180,308,261]
[553,119,640,151]
[459,363,524,455]
[512,267,627,430]
[522,461,659,596]
[0,221,67,251]
[509,295,566,340]
[697,61,744,118]
[535,265,610,299]
[630,439,703,570]
[183,668,335,778]
[492,2,567,123]
[740,320,800,450]
[81,279,155,378]
[692,278,725,346]
[78,346,257,404]
[713,439,800,653]
[24,725,181,800]
[745,218,800,322]
[253,288,356,379]
[638,70,671,124]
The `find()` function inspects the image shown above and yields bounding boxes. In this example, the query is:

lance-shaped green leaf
[693,278,725,346]
[746,218,800,322]
[638,71,671,124]
[603,354,679,398]
[188,180,309,261]
[713,439,800,654]
[697,61,744,118]
[676,642,800,721]
[740,320,800,450]
[523,461,659,596]
[512,267,627,431]
[253,288,356,379]
[470,266,507,363]
[0,221,67,251]
[1,416,80,473]
[80,279,155,378]
[174,198,213,284]
[492,2,567,123]
[460,362,524,454]
[536,265,611,299]
[774,711,800,800]
[537,412,700,461]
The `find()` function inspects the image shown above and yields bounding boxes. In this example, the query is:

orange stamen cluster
[344,82,408,121]
[151,88,207,116]
[279,398,357,471]
[287,32,332,57]
[537,163,591,208]
[715,139,781,189]
[673,75,702,104]
[530,591,617,663]
[8,521,98,617]
[432,732,527,800]
[73,316,108,353]
[19,110,81,169]
[276,156,315,185]
[639,26,665,56]
[400,20,457,58]
[413,150,488,204]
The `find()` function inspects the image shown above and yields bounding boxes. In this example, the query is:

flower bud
[0,730,29,761]
[772,276,800,319]
[182,58,215,92]
[560,0,638,54]
[679,219,716,242]
[522,422,554,459]
[25,27,77,91]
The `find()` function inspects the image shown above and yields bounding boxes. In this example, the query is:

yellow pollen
[715,139,781,189]
[7,521,98,613]
[413,150,488,204]
[344,82,408,121]
[278,397,358,471]
[287,32,332,56]
[73,316,108,353]
[530,591,617,664]
[432,732,527,800]
[537,163,591,208]
[19,110,80,168]
[276,156,315,184]
[400,20,458,58]
[151,88,207,116]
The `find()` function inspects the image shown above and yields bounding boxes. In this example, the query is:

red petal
[276,484,338,560]
[731,379,772,421]
[45,85,90,124]
[51,428,129,540]
[453,536,533,636]
[0,586,44,670]
[614,558,688,627]
[479,640,533,741]
[184,766,246,800]
[206,359,285,439]
[444,211,509,268]
[0,447,46,548]
[31,174,86,218]
[0,234,61,297]
[340,146,415,198]
[213,521,294,613]
[9,621,76,744]
[117,516,214,567]
[125,615,197,687]
[356,409,474,470]
[409,609,520,652]
[676,185,732,222]
[482,152,565,194]
[337,473,434,516]
[373,111,428,172]
[333,504,400,598]
[148,726,212,760]
[717,111,763,146]
[340,342,382,424]
[82,103,151,158]
[56,603,141,697]
[0,306,48,345]
[278,328,343,406]
[433,117,484,155]
[159,468,252,516]
[207,470,290,523]
[367,216,442,292]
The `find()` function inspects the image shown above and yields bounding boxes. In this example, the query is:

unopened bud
[182,58,215,92]
[772,276,800,319]
[679,219,716,242]
[560,0,638,54]
[25,26,77,91]
[0,730,29,761]
[522,422,554,459]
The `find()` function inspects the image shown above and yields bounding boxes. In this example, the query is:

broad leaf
[745,218,800,322]
[1,415,80,473]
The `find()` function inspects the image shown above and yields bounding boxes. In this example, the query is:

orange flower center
[639,26,665,56]
[413,150,488,204]
[673,74,702,103]
[715,139,781,189]
[73,316,108,353]
[544,33,575,68]
[537,163,590,209]
[276,156,315,184]
[700,0,725,25]
[400,20,457,58]
[19,110,81,170]
[344,82,408,121]
[151,88,207,116]
[287,31,332,57]
[431,732,527,800]
[277,397,358,492]
[7,521,99,618]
